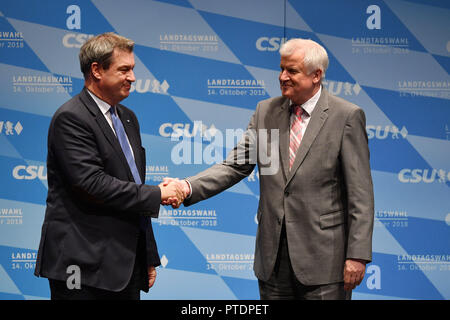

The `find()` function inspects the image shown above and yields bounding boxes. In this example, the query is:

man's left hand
[343,259,366,291]
[148,266,157,289]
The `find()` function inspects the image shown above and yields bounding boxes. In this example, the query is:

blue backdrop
[0,0,449,300]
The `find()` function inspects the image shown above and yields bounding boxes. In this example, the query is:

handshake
[158,178,191,208]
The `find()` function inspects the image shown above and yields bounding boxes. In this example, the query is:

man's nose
[279,70,289,81]
[127,70,136,82]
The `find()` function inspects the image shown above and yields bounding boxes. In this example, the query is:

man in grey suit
[166,38,374,300]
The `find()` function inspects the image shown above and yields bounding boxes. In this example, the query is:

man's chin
[122,90,131,99]
[280,89,292,99]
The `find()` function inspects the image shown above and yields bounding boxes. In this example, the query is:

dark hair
[79,32,134,79]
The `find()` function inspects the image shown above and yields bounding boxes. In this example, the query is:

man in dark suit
[166,38,374,299]
[34,32,184,300]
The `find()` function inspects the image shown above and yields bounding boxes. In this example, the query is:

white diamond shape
[14,122,23,135]
[400,126,408,138]
[353,83,362,95]
[208,124,218,137]
[160,80,170,94]
[160,255,169,268]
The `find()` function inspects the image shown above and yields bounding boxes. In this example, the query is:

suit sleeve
[50,109,161,217]
[184,110,258,206]
[145,225,161,266]
[340,107,374,262]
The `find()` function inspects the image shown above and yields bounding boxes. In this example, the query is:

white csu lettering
[66,5,81,30]
[159,122,213,138]
[256,37,287,51]
[366,5,381,30]
[62,33,94,48]
[398,169,449,183]
[66,265,81,290]
[13,165,47,180]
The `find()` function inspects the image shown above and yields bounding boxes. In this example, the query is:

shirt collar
[87,89,113,116]
[290,85,322,117]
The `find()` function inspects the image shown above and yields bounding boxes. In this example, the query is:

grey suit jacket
[184,89,374,286]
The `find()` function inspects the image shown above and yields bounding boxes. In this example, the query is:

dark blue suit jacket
[35,87,161,292]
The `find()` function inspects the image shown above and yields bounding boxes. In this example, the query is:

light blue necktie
[110,106,141,185]
[110,106,149,230]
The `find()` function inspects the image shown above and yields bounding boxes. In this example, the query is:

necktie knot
[293,105,303,117]
[110,105,117,116]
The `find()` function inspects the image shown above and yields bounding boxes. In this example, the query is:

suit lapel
[286,89,329,186]
[79,88,136,182]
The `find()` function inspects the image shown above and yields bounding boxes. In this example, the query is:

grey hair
[279,38,329,79]
[79,32,134,79]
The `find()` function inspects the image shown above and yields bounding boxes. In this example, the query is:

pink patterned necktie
[289,105,303,170]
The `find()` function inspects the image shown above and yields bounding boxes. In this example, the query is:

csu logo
[256,37,288,51]
[398,169,450,183]
[366,5,381,30]
[366,125,408,139]
[322,80,361,97]
[130,79,170,94]
[159,122,218,139]
[12,165,47,180]
[62,33,94,48]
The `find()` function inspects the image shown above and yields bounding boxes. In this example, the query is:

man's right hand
[158,179,185,208]
[159,178,191,208]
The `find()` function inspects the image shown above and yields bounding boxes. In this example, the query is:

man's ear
[312,69,322,84]
[90,62,102,81]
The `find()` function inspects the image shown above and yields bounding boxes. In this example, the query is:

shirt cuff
[184,179,192,199]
